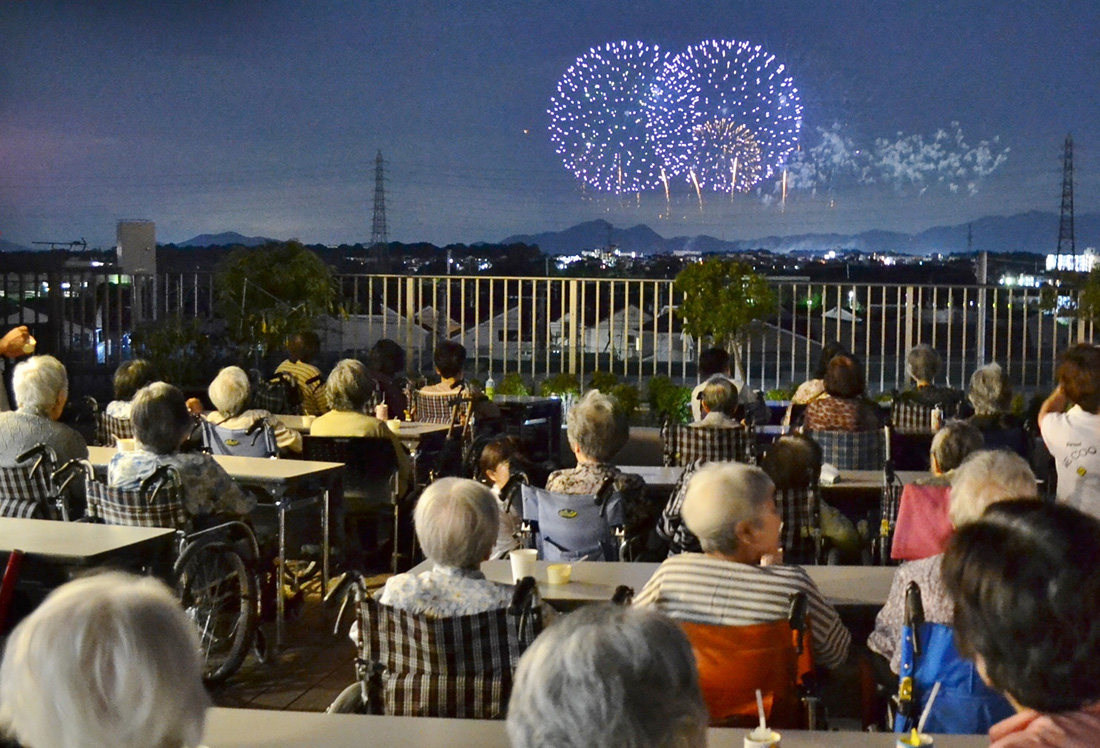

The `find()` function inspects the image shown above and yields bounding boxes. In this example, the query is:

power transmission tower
[370,150,389,269]
[1057,134,1075,262]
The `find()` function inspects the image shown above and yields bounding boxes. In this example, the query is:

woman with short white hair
[507,603,708,748]
[634,462,851,670]
[378,477,514,616]
[966,362,1030,457]
[868,449,1039,674]
[0,354,87,467]
[545,390,649,557]
[204,365,301,453]
[0,572,209,748]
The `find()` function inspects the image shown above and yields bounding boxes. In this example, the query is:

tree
[674,257,776,378]
[214,241,339,356]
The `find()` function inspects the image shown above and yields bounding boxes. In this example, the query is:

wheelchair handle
[611,585,634,605]
[905,581,925,656]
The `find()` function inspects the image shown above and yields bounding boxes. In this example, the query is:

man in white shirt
[1039,343,1100,518]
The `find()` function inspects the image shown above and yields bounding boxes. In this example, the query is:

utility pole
[1057,134,1075,264]
[370,150,389,270]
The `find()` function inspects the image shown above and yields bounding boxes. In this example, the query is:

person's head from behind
[812,340,848,380]
[699,374,738,418]
[943,501,1100,713]
[286,331,320,363]
[433,340,467,380]
[13,355,68,420]
[906,344,942,385]
[506,603,707,748]
[929,420,983,475]
[967,362,1012,415]
[414,477,499,569]
[823,354,865,399]
[208,365,251,418]
[112,359,156,402]
[325,358,372,412]
[0,572,209,748]
[1057,342,1100,414]
[566,389,629,463]
[479,435,522,489]
[368,338,406,377]
[761,433,822,491]
[948,449,1037,529]
[682,462,779,563]
[698,347,731,379]
[131,382,191,455]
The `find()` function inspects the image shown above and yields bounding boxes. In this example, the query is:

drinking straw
[755,689,767,732]
[916,681,942,737]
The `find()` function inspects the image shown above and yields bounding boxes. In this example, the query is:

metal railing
[1,269,1092,395]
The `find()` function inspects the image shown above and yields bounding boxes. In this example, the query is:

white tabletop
[623,465,929,492]
[202,707,987,748]
[86,446,344,485]
[409,560,895,609]
[0,517,175,563]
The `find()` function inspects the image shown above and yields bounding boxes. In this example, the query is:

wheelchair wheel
[326,682,368,714]
[174,540,258,684]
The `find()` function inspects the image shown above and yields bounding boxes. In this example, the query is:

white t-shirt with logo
[1040,405,1100,518]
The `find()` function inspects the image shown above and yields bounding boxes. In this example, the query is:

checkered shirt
[359,594,539,719]
[85,476,189,529]
[0,466,53,519]
[661,422,754,467]
[807,429,886,471]
[96,413,135,447]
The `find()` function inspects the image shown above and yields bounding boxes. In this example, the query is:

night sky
[2,1,1098,249]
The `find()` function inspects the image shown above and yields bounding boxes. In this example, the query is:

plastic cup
[509,549,538,582]
[116,438,136,453]
[744,730,781,748]
[546,563,572,585]
[375,403,389,421]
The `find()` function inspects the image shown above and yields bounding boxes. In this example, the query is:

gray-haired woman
[0,355,87,467]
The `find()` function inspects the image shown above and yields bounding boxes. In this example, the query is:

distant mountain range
[503,210,1100,257]
[175,231,275,248]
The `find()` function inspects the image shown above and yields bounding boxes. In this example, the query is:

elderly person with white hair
[310,358,411,496]
[203,365,301,453]
[896,343,965,413]
[867,449,1040,675]
[506,603,708,748]
[0,572,209,748]
[966,362,1030,458]
[545,389,649,555]
[634,462,851,669]
[691,375,742,428]
[0,354,87,467]
[110,382,253,521]
[378,477,514,616]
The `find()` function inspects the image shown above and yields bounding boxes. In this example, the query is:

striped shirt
[633,553,851,669]
[275,359,328,416]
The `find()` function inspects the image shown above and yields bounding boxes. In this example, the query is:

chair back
[0,445,63,520]
[895,582,1013,735]
[806,429,885,470]
[85,466,188,530]
[96,412,135,447]
[680,592,814,728]
[201,418,278,458]
[302,435,400,509]
[358,582,542,718]
[250,370,302,415]
[661,422,754,467]
[411,390,467,425]
[775,486,821,565]
[520,482,624,561]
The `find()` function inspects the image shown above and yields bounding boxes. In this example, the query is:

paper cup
[375,403,389,420]
[744,730,781,748]
[21,336,35,355]
[116,438,137,452]
[546,563,572,585]
[509,549,538,582]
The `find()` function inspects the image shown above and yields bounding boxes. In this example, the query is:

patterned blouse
[108,449,255,519]
[377,564,515,617]
[804,394,881,432]
[545,463,653,555]
[866,553,953,673]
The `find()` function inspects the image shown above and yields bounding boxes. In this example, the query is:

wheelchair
[80,463,262,684]
[0,444,85,521]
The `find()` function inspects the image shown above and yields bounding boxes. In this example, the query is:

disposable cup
[387,419,401,433]
[896,734,933,747]
[509,549,538,582]
[21,336,35,355]
[744,730,781,748]
[116,438,137,452]
[375,403,389,420]
[546,563,572,585]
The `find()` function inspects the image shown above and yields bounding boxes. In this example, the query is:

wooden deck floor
[211,574,389,713]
